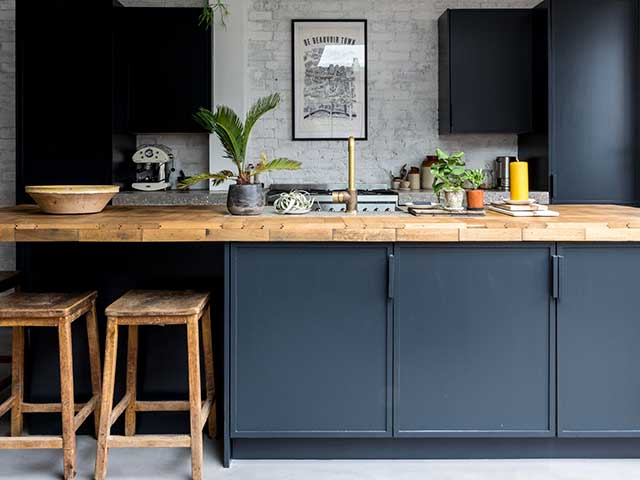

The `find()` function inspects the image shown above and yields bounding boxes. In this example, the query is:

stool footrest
[108,435,191,449]
[135,400,190,412]
[73,394,99,431]
[200,399,212,430]
[0,394,15,417]
[21,402,92,413]
[0,436,63,449]
[110,392,132,427]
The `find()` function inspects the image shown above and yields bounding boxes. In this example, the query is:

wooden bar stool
[0,271,21,393]
[0,291,102,480]
[95,290,215,480]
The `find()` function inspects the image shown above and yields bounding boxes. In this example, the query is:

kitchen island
[4,204,640,467]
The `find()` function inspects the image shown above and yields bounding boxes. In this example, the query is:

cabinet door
[551,0,638,203]
[395,245,554,437]
[557,245,640,437]
[17,0,115,203]
[231,244,392,437]
[117,8,211,133]
[442,10,532,134]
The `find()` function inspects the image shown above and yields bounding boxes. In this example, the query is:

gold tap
[332,136,358,214]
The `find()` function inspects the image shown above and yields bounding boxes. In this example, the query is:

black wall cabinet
[394,245,554,437]
[230,244,393,438]
[16,0,135,203]
[116,8,212,134]
[557,245,640,437]
[519,0,640,204]
[439,9,532,134]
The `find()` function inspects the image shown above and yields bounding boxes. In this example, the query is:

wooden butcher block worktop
[0,204,639,242]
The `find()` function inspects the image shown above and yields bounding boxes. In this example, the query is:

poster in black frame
[292,19,368,141]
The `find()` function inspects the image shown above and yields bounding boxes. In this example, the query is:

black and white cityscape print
[293,21,367,140]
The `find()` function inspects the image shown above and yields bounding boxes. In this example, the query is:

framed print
[292,19,368,141]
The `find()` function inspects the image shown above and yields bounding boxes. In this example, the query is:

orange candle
[510,161,529,201]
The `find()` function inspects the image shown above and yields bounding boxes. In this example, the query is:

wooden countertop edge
[1,205,640,242]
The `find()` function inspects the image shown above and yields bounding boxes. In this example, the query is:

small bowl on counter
[25,185,120,214]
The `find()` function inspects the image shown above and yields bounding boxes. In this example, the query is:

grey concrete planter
[227,184,265,215]
[443,189,465,210]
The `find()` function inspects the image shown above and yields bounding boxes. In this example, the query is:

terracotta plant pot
[25,185,119,214]
[466,189,485,211]
[227,184,265,215]
[442,189,465,210]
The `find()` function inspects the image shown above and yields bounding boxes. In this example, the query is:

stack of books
[488,202,559,217]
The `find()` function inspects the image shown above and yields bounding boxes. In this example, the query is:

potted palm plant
[179,93,302,215]
[465,169,486,211]
[430,148,467,210]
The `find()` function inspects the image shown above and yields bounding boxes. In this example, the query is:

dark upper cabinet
[519,0,639,204]
[16,0,134,202]
[439,9,532,134]
[115,8,212,134]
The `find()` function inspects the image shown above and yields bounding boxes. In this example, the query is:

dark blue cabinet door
[395,245,555,437]
[558,245,640,437]
[230,244,392,437]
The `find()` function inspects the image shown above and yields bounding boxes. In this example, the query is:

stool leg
[200,305,216,438]
[86,302,102,437]
[58,320,76,480]
[10,326,24,437]
[187,316,203,480]
[95,319,118,480]
[125,325,138,436]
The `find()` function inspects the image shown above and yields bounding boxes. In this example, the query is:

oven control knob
[385,208,391,212]
[144,148,154,158]
[374,208,379,212]
[363,208,368,212]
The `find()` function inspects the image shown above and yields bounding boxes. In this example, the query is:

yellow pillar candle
[510,161,529,201]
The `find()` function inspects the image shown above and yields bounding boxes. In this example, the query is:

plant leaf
[251,158,302,176]
[194,106,245,169]
[242,94,281,158]
[178,170,235,189]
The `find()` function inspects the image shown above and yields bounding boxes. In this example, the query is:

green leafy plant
[179,93,302,188]
[430,148,466,198]
[465,169,485,190]
[199,0,229,29]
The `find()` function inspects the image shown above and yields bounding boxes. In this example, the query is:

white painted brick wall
[245,0,539,186]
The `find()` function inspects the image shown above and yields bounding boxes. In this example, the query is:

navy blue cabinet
[230,244,393,437]
[557,245,640,437]
[394,245,555,437]
[439,10,533,134]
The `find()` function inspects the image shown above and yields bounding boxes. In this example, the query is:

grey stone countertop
[113,189,550,206]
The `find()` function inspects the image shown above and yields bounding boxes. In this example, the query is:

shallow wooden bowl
[25,185,120,214]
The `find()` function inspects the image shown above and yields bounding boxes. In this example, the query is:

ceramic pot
[466,189,485,210]
[442,189,465,210]
[227,184,265,215]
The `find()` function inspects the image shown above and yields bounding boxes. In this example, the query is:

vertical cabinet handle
[552,255,563,299]
[388,254,396,300]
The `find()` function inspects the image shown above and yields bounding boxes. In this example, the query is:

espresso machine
[495,156,518,191]
[132,144,175,191]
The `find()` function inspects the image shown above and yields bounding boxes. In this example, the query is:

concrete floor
[0,433,640,480]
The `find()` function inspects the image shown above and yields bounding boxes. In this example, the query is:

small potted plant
[465,169,486,211]
[431,148,466,210]
[179,93,302,215]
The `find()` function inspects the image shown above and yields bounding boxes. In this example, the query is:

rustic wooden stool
[0,291,101,480]
[95,290,215,480]
[0,271,21,393]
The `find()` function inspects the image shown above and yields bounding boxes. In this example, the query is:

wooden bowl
[25,185,120,214]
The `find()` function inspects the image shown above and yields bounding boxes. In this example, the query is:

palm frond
[251,158,302,176]
[178,170,235,189]
[242,94,281,155]
[194,106,245,168]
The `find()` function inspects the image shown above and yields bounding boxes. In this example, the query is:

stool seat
[105,290,209,317]
[0,292,97,319]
